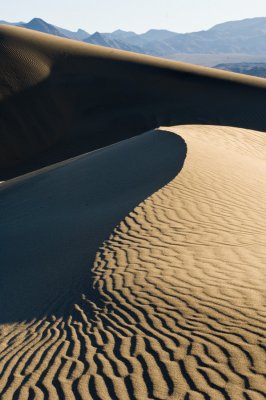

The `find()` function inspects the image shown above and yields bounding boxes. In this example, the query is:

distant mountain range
[0,18,89,41]
[214,63,266,78]
[1,17,266,72]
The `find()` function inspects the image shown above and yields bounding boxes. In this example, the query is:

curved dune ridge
[0,130,186,323]
[0,26,266,400]
[0,126,265,399]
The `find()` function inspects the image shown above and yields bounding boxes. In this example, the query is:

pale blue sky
[2,0,266,33]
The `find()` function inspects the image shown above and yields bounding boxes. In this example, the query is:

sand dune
[0,25,265,179]
[0,125,265,399]
[0,25,266,400]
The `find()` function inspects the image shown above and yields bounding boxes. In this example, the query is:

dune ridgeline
[0,25,265,400]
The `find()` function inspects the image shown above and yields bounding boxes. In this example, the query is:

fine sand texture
[0,25,266,400]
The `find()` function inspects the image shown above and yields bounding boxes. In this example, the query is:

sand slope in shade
[0,125,265,399]
[0,130,186,323]
[0,25,266,179]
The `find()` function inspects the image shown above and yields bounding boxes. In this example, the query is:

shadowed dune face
[0,25,266,179]
[0,130,186,323]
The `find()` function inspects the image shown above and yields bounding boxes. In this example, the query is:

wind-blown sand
[0,26,266,400]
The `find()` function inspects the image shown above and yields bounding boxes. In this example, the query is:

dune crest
[0,130,186,323]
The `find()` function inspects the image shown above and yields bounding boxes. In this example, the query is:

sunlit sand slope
[0,126,265,399]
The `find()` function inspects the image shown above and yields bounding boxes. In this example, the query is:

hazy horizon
[2,0,266,34]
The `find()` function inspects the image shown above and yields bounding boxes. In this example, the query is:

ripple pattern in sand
[0,126,266,399]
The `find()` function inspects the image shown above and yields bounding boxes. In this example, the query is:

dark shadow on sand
[0,52,265,180]
[0,129,186,323]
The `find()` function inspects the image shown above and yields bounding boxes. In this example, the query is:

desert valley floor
[0,25,265,400]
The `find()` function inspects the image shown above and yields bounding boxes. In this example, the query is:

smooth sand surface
[0,26,266,400]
